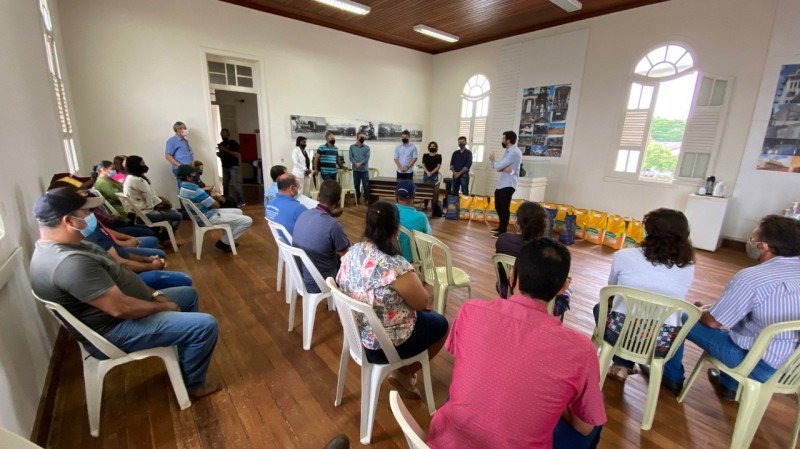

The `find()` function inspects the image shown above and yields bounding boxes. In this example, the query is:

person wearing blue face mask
[30,187,222,401]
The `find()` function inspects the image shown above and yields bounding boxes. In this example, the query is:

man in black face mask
[315,131,344,182]
[216,129,244,207]
[394,129,418,180]
[489,131,522,238]
[349,131,371,204]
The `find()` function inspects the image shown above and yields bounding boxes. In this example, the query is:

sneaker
[215,240,233,253]
[490,227,501,233]
[323,434,350,449]
[707,368,737,401]
[491,232,500,239]
[237,202,246,207]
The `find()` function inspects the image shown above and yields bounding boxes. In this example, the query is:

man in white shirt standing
[489,131,523,238]
[394,129,417,180]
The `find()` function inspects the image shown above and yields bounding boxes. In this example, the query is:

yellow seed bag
[574,208,588,239]
[554,204,574,234]
[602,214,626,250]
[486,197,499,223]
[459,195,473,220]
[624,218,644,248]
[470,196,489,222]
[585,210,607,245]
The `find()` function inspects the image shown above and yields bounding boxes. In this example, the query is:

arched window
[40,0,78,173]
[613,43,731,182]
[459,74,491,162]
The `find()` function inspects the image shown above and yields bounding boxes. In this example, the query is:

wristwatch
[151,290,163,299]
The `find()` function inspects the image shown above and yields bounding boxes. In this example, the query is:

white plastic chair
[308,173,321,200]
[326,278,436,445]
[0,427,44,449]
[398,225,423,275]
[276,241,335,350]
[116,193,178,252]
[413,231,472,316]
[266,219,294,304]
[33,292,191,437]
[389,390,430,449]
[592,286,701,431]
[492,253,557,315]
[678,320,800,449]
[338,168,356,207]
[368,168,379,179]
[178,197,237,260]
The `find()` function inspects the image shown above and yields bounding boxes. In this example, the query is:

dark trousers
[494,187,515,232]
[553,417,603,449]
[396,172,413,180]
[451,173,469,196]
[353,170,369,201]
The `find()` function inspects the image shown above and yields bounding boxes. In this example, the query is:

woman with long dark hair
[122,155,182,239]
[598,208,695,391]
[336,200,448,398]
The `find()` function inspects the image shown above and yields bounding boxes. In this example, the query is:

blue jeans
[120,246,167,259]
[553,417,603,449]
[138,270,193,290]
[98,287,218,389]
[321,172,337,181]
[684,323,778,391]
[353,170,369,201]
[452,173,469,196]
[592,304,685,383]
[136,236,159,248]
[222,166,244,205]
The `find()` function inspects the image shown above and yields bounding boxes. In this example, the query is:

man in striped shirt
[177,165,253,253]
[686,215,800,400]
[314,131,344,181]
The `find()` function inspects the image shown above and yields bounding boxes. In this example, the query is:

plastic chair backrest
[0,427,44,449]
[338,169,355,190]
[732,320,800,393]
[413,231,455,286]
[389,391,429,449]
[368,168,379,179]
[267,219,293,245]
[308,173,320,194]
[492,253,515,292]
[468,174,475,194]
[277,241,329,295]
[179,197,215,227]
[398,226,421,266]
[116,193,155,226]
[595,286,701,362]
[326,277,403,366]
[32,291,127,359]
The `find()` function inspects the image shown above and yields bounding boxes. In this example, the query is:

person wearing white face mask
[677,215,800,401]
[265,173,308,238]
[165,121,194,188]
[291,136,312,196]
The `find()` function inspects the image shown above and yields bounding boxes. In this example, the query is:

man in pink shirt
[427,238,606,449]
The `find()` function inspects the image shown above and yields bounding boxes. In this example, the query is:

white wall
[57,0,432,201]
[728,0,800,238]
[430,0,780,240]
[0,0,68,437]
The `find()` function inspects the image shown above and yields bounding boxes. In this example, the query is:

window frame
[459,74,491,163]
[606,42,731,186]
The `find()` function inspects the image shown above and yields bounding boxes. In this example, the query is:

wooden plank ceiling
[220,0,668,54]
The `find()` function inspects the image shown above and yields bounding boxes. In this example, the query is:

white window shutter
[473,117,487,144]
[459,118,471,139]
[619,110,649,147]
[677,73,733,180]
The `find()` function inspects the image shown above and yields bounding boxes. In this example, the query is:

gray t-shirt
[292,206,350,292]
[30,240,151,338]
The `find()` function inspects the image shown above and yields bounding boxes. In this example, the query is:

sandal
[607,364,639,381]
[388,372,421,400]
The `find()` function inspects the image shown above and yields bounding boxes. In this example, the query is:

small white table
[684,194,729,252]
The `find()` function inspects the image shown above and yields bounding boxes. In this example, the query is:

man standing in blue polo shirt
[265,174,307,237]
[489,131,522,238]
[395,181,431,263]
[349,131,371,204]
[165,121,194,188]
[394,130,418,180]
[315,131,343,181]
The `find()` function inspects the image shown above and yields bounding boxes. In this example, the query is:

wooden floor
[43,201,798,449]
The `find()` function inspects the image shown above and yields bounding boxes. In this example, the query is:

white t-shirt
[608,247,695,326]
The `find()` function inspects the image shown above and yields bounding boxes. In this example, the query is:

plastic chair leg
[677,354,708,403]
[434,284,448,315]
[287,291,297,332]
[641,359,665,430]
[276,254,284,292]
[302,294,320,350]
[420,355,436,415]
[162,349,191,409]
[597,342,615,389]
[164,225,179,252]
[791,398,800,449]
[360,364,382,445]
[83,359,103,437]
[731,382,772,449]
[334,340,349,407]
[195,229,204,260]
[225,228,237,255]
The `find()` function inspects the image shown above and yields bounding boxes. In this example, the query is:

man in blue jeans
[449,136,472,196]
[349,131,371,204]
[30,188,220,399]
[666,215,800,400]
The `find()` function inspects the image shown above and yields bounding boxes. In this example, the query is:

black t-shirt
[218,138,240,168]
[423,153,442,172]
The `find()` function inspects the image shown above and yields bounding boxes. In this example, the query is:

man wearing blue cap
[395,180,431,263]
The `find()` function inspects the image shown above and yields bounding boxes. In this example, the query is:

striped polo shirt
[317,144,339,177]
[711,256,800,368]
[179,181,216,220]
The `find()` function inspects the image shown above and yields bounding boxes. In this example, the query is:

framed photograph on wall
[518,84,571,157]
[757,64,800,173]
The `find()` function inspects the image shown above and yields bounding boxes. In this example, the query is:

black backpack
[432,200,443,218]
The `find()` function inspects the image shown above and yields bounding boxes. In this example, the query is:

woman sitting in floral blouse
[336,200,449,399]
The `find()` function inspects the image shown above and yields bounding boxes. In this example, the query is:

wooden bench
[368,176,440,205]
